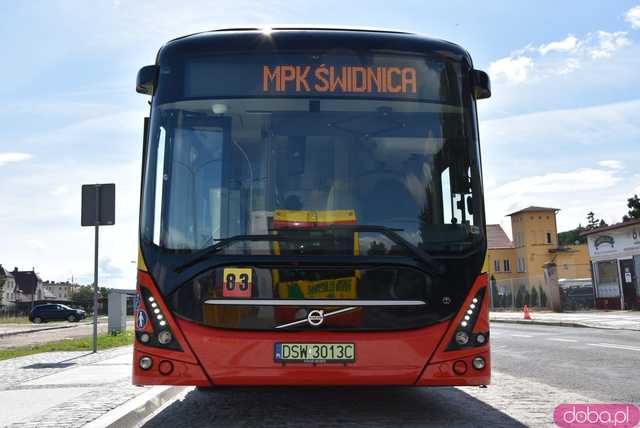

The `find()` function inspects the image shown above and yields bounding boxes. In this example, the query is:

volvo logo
[307,309,325,326]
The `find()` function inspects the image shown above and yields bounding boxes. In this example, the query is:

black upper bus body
[137,27,489,333]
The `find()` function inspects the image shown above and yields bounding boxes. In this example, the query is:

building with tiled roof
[487,207,591,307]
[11,267,43,303]
[0,264,17,307]
[507,206,559,216]
[486,224,514,249]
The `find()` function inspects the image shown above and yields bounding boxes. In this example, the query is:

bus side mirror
[136,65,158,95]
[473,70,491,99]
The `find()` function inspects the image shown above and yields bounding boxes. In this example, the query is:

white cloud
[539,35,578,55]
[0,152,32,166]
[488,56,533,84]
[557,58,580,75]
[485,168,628,231]
[50,185,70,196]
[480,99,640,230]
[488,30,633,87]
[626,4,640,29]
[481,99,640,147]
[589,31,631,59]
[492,168,621,196]
[598,160,623,170]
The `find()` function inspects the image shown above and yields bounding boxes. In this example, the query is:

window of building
[546,232,552,244]
[516,257,527,273]
[494,260,501,272]
[503,259,511,272]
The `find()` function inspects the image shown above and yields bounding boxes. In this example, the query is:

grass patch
[0,330,134,361]
[0,316,33,324]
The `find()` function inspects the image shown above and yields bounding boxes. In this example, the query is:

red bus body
[133,269,490,386]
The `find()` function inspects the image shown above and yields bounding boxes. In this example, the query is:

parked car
[29,304,87,323]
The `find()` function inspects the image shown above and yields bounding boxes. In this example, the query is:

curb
[490,318,640,332]
[84,385,187,428]
[0,324,78,338]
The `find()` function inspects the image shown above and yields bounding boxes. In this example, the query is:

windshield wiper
[284,224,446,275]
[175,235,289,272]
[175,226,445,275]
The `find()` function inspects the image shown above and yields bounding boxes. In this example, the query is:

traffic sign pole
[81,182,115,354]
[93,184,100,353]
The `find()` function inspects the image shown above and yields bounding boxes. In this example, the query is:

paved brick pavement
[142,371,596,428]
[0,345,154,428]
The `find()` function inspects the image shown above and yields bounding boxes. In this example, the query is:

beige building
[487,206,591,306]
[41,281,82,302]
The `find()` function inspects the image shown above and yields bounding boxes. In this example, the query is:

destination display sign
[262,65,417,95]
[183,53,459,102]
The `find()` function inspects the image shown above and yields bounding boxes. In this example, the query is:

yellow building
[487,206,591,304]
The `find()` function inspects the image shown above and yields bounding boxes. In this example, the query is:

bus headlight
[455,331,469,345]
[158,330,173,345]
[476,333,487,345]
[472,356,486,370]
[139,356,153,370]
[139,332,151,344]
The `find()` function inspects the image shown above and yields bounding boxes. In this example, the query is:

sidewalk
[490,310,640,331]
[0,345,180,427]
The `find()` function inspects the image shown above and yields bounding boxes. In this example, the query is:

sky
[1,0,639,289]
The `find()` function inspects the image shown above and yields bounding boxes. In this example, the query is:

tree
[623,194,640,222]
[531,287,539,307]
[558,224,587,245]
[585,212,607,230]
[586,212,598,230]
[539,286,547,308]
[71,285,109,303]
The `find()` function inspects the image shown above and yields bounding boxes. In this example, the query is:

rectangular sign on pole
[81,184,116,226]
[81,183,116,353]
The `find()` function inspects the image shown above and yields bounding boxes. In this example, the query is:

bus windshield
[141,53,484,256]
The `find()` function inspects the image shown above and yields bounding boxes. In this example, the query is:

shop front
[583,219,640,310]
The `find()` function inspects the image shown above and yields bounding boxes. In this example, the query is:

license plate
[274,343,355,363]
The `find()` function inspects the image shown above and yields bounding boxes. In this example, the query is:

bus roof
[157,27,473,66]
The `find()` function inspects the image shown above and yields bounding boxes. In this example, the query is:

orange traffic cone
[523,304,532,320]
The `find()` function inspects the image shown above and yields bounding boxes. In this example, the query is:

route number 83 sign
[223,268,253,298]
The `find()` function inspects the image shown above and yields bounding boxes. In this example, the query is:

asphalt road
[491,323,640,403]
[139,323,639,427]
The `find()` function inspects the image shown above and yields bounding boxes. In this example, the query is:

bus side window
[440,166,466,225]
[441,167,453,224]
[152,127,166,245]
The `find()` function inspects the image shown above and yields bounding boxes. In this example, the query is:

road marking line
[587,343,640,352]
[548,338,577,342]
[511,334,532,338]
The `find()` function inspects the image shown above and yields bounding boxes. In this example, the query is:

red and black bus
[133,27,492,387]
